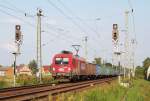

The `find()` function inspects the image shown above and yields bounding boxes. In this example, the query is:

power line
[0,8,76,45]
[0,4,23,14]
[46,0,102,54]
[57,0,101,42]
[3,0,27,14]
[0,8,35,27]
[1,1,35,18]
[44,23,81,41]
[57,0,105,55]
[128,0,136,39]
[46,0,88,35]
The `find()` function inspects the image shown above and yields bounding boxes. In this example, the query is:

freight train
[50,51,118,81]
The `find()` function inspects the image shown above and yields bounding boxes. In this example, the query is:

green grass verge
[53,79,150,101]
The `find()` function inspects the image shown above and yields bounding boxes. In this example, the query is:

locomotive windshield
[55,57,69,65]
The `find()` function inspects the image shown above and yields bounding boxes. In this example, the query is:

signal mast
[13,25,23,87]
[112,24,122,83]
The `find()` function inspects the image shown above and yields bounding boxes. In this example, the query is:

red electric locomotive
[51,51,96,81]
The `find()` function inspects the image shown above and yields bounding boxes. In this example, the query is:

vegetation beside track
[0,74,55,88]
[53,78,150,101]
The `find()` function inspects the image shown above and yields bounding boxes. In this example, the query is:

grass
[0,77,14,88]
[0,75,56,88]
[0,76,149,101]
[53,78,150,101]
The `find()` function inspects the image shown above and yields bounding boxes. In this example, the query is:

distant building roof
[43,65,50,71]
[0,67,7,71]
[0,66,13,71]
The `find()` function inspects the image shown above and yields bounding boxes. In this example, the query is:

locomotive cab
[51,51,73,79]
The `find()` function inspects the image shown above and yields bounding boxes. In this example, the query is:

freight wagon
[50,51,118,81]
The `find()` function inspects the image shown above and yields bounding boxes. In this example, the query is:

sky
[0,0,149,66]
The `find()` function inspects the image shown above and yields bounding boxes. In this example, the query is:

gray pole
[13,53,17,87]
[84,36,88,60]
[37,9,43,83]
[124,11,130,79]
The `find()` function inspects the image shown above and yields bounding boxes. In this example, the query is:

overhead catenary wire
[127,0,136,39]
[0,7,75,46]
[46,0,102,55]
[56,0,104,55]
[44,23,81,41]
[0,1,102,58]
[0,4,24,14]
[57,0,102,42]
[2,0,28,15]
[0,3,85,60]
[46,0,89,36]
[0,8,35,27]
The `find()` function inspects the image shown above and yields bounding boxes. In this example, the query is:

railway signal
[15,25,21,42]
[112,24,119,41]
[13,25,23,87]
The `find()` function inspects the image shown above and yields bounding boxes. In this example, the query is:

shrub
[16,74,39,86]
[0,80,8,88]
[135,67,144,79]
[42,75,53,84]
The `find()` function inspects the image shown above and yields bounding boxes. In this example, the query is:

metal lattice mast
[131,39,137,77]
[84,36,88,61]
[124,11,130,79]
[36,9,43,83]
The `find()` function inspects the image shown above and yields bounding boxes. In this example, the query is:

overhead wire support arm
[72,45,81,56]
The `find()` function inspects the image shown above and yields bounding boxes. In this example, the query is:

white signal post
[112,24,122,84]
[13,25,23,87]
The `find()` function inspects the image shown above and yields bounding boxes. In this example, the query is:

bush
[135,67,144,79]
[42,75,53,84]
[16,74,39,86]
[0,80,8,88]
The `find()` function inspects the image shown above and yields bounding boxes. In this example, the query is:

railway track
[0,77,116,101]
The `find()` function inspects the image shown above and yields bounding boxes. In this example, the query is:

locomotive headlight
[68,67,71,71]
[53,68,55,71]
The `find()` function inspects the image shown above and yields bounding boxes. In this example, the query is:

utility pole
[131,39,136,77]
[36,9,43,83]
[13,25,23,87]
[124,11,130,79]
[84,36,88,61]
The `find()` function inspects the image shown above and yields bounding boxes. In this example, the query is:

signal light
[113,24,118,30]
[15,25,21,41]
[113,32,118,41]
[112,24,119,41]
[16,25,21,30]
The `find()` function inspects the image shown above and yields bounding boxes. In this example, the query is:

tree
[143,57,150,78]
[28,60,38,75]
[0,64,2,67]
[93,57,102,65]
[105,62,112,67]
[135,66,144,79]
